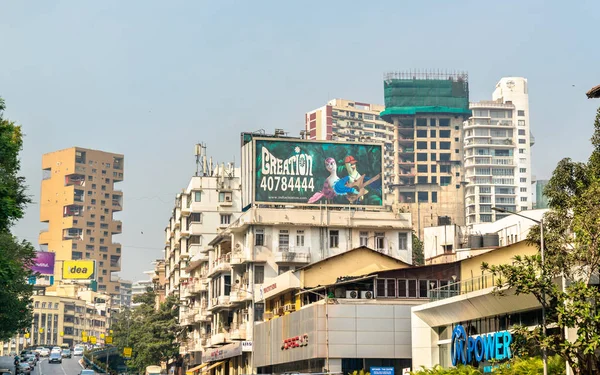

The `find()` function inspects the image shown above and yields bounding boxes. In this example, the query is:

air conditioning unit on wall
[346,290,359,299]
[361,291,374,299]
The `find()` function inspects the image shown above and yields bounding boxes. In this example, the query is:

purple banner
[32,252,55,275]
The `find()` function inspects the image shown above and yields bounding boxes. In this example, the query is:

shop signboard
[451,324,512,366]
[202,341,242,363]
[62,260,96,279]
[251,138,383,207]
[370,367,394,375]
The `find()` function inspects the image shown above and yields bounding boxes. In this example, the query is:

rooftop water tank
[483,233,500,247]
[469,235,483,249]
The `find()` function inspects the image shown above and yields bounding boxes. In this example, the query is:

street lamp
[492,207,547,375]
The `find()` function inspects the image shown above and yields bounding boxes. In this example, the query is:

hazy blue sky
[1,0,599,282]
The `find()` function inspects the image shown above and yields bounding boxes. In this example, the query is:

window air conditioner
[361,291,374,299]
[346,290,359,299]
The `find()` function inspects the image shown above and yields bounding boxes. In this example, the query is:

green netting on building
[381,76,471,120]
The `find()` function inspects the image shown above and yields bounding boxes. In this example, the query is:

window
[92,184,96,189]
[360,231,368,247]
[398,232,408,250]
[441,176,452,186]
[417,141,427,150]
[87,176,93,181]
[417,176,428,184]
[101,185,106,191]
[86,221,95,227]
[439,153,451,161]
[375,232,385,250]
[518,120,526,126]
[42,302,46,309]
[520,168,527,173]
[430,142,437,149]
[455,172,460,177]
[35,301,39,308]
[431,176,437,184]
[419,280,429,298]
[455,149,459,154]
[255,229,264,246]
[418,191,428,202]
[431,165,437,173]
[86,244,94,250]
[417,153,427,161]
[454,137,459,142]
[431,191,438,203]
[329,230,339,248]
[417,130,428,138]
[254,265,265,284]
[430,153,437,161]
[416,118,427,126]
[417,165,428,173]
[278,266,290,275]
[89,237,95,243]
[430,130,437,137]
[520,187,527,192]
[518,110,525,116]
[101,170,106,175]
[439,130,451,138]
[439,118,450,127]
[408,280,417,298]
[430,118,437,126]
[91,199,96,204]
[519,148,525,154]
[194,191,201,202]
[220,214,231,225]
[520,178,527,183]
[521,197,528,202]
[190,212,202,223]
[518,129,526,135]
[440,142,451,150]
[279,230,289,251]
[519,139,526,144]
[296,230,305,247]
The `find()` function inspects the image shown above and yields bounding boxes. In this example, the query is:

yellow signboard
[62,260,96,280]
[82,331,87,337]
[100,333,105,339]
[24,333,30,339]
[60,331,64,337]
[105,336,113,344]
[90,336,97,344]
[123,347,132,358]
[82,336,88,343]
[39,328,44,333]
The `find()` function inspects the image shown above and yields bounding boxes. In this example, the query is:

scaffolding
[381,70,471,119]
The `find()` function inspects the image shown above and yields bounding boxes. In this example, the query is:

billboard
[253,138,383,206]
[62,260,96,280]
[31,251,56,275]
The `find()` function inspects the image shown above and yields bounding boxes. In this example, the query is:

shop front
[202,341,253,375]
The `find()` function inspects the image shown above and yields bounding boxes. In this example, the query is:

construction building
[39,147,124,296]
[381,71,472,235]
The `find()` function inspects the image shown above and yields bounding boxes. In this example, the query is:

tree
[483,107,600,374]
[0,96,36,340]
[112,291,181,374]
[412,232,424,265]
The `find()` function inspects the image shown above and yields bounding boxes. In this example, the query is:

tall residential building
[39,147,124,295]
[535,179,549,209]
[380,71,472,235]
[464,77,534,224]
[111,278,132,309]
[305,99,395,198]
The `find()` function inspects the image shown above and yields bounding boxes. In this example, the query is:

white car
[73,347,84,356]
[39,348,50,357]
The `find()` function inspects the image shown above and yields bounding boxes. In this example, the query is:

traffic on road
[0,345,95,375]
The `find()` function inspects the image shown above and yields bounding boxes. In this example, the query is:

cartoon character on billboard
[341,154,381,204]
[307,157,359,204]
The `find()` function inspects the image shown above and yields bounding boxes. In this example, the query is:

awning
[201,361,224,375]
[185,363,208,375]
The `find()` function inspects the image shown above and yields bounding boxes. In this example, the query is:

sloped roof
[587,84,600,99]
[299,246,411,271]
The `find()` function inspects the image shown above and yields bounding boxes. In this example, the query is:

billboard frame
[248,136,385,209]
[62,260,97,280]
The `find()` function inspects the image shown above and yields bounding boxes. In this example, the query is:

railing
[428,272,501,301]
[274,251,311,263]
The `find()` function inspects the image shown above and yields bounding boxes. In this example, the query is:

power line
[13,233,165,251]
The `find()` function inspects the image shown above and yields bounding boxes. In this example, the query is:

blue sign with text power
[451,325,513,366]
[370,367,394,375]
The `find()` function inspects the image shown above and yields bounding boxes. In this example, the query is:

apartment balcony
[187,243,205,255]
[464,138,513,148]
[180,227,191,237]
[274,249,311,264]
[194,311,211,323]
[181,203,191,216]
[229,288,252,304]
[189,282,207,294]
[208,295,231,311]
[230,322,248,340]
[230,248,254,265]
[65,173,85,187]
[208,254,232,277]
[210,331,230,346]
[111,220,122,234]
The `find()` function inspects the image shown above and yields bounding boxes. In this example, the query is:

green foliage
[410,356,565,375]
[348,369,370,375]
[0,97,35,341]
[410,364,482,374]
[482,107,600,375]
[112,291,180,374]
[412,231,424,265]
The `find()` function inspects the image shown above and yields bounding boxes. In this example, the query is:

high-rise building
[464,77,534,224]
[111,278,132,309]
[380,71,472,235]
[535,179,549,209]
[305,99,395,198]
[39,147,124,295]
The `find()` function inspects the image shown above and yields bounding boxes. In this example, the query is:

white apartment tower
[464,77,534,225]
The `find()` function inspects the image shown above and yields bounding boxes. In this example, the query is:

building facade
[39,147,124,295]
[112,278,132,309]
[464,77,534,225]
[380,71,471,235]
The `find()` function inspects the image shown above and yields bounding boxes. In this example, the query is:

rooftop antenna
[194,143,207,176]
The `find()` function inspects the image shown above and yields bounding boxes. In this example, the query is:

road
[0,356,84,375]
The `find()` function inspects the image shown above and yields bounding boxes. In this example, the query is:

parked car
[16,362,31,375]
[49,352,62,364]
[61,349,72,358]
[80,370,96,375]
[39,347,50,357]
[73,347,84,356]
[0,368,13,375]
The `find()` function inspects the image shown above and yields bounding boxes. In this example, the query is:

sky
[1,0,599,282]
